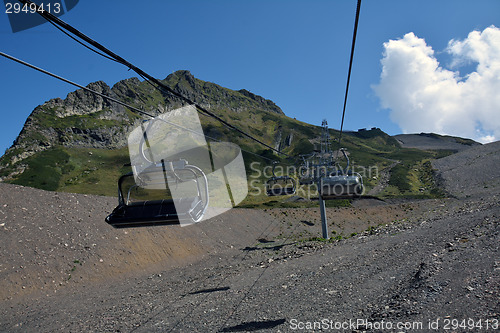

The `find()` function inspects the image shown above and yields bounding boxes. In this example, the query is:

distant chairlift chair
[319,149,364,200]
[265,162,296,196]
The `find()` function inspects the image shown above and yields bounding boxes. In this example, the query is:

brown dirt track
[0,142,498,332]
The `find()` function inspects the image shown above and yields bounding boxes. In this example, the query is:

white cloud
[373,26,500,144]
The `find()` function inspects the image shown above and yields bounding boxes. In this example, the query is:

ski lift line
[133,70,296,163]
[0,50,290,172]
[45,18,122,64]
[0,51,215,142]
[0,51,148,116]
[337,0,362,150]
[16,0,290,158]
[0,50,266,168]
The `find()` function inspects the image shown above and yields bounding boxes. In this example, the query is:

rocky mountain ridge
[0,70,285,181]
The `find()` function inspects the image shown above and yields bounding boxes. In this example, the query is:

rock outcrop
[0,70,286,181]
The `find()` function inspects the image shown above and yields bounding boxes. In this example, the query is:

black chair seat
[105,199,180,228]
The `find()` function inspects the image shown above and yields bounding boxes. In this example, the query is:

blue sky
[1,0,499,155]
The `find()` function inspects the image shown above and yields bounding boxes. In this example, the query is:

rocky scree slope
[0,136,498,332]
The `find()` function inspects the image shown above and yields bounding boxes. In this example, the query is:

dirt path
[367,160,399,196]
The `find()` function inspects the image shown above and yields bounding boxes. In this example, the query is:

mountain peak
[164,69,194,81]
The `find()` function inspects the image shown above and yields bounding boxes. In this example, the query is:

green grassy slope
[3,124,452,207]
[0,71,461,206]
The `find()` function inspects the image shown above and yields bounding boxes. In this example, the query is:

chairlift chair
[320,171,364,199]
[106,158,209,228]
[265,162,296,196]
[319,148,364,199]
[106,113,211,228]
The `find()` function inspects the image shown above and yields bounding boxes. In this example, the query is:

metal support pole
[318,184,329,239]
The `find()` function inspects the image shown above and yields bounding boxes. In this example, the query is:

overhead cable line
[45,19,123,64]
[0,50,241,150]
[17,0,290,158]
[337,0,362,150]
[1,52,177,126]
[0,51,285,166]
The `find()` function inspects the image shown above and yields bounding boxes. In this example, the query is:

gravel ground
[432,141,500,199]
[0,142,498,332]
[394,134,481,151]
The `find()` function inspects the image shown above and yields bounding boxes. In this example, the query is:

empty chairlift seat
[319,171,364,199]
[266,176,296,196]
[265,162,296,196]
[106,159,209,228]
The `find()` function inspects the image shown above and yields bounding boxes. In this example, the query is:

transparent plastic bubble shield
[127,105,248,226]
